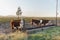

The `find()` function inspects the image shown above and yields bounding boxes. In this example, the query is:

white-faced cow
[10,19,21,31]
[10,19,26,32]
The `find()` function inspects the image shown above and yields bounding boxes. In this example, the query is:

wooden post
[56,0,58,26]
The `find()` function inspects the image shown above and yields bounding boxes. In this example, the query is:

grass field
[0,16,60,22]
[0,26,60,40]
[28,26,60,40]
[0,16,60,40]
[0,31,28,40]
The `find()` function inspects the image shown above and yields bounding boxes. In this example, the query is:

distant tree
[16,7,22,19]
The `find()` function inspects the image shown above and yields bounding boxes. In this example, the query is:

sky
[0,0,60,17]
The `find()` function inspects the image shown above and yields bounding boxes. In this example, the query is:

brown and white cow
[10,19,21,31]
[10,19,26,32]
[31,19,50,26]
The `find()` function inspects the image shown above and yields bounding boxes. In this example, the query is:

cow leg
[19,28,22,31]
[17,27,21,31]
[12,29,16,32]
[40,23,42,27]
[32,22,34,25]
[44,23,45,26]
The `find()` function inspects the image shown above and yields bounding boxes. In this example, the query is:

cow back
[42,20,49,25]
[32,19,40,25]
[13,20,20,27]
[11,20,21,27]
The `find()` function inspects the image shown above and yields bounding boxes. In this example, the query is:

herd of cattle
[10,19,54,32]
[31,19,53,27]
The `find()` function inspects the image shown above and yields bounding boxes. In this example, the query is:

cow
[42,20,49,25]
[31,19,50,27]
[32,19,40,25]
[10,19,26,32]
[10,19,22,32]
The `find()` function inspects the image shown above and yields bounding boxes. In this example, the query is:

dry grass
[0,31,28,40]
[0,16,60,22]
[52,36,60,40]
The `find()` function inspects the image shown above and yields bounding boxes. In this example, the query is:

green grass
[28,26,60,40]
[1,26,60,40]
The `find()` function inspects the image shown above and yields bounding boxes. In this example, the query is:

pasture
[28,26,60,40]
[0,31,27,40]
[0,26,60,40]
[0,16,60,22]
[0,16,60,40]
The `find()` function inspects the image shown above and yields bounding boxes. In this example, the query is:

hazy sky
[0,0,60,17]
